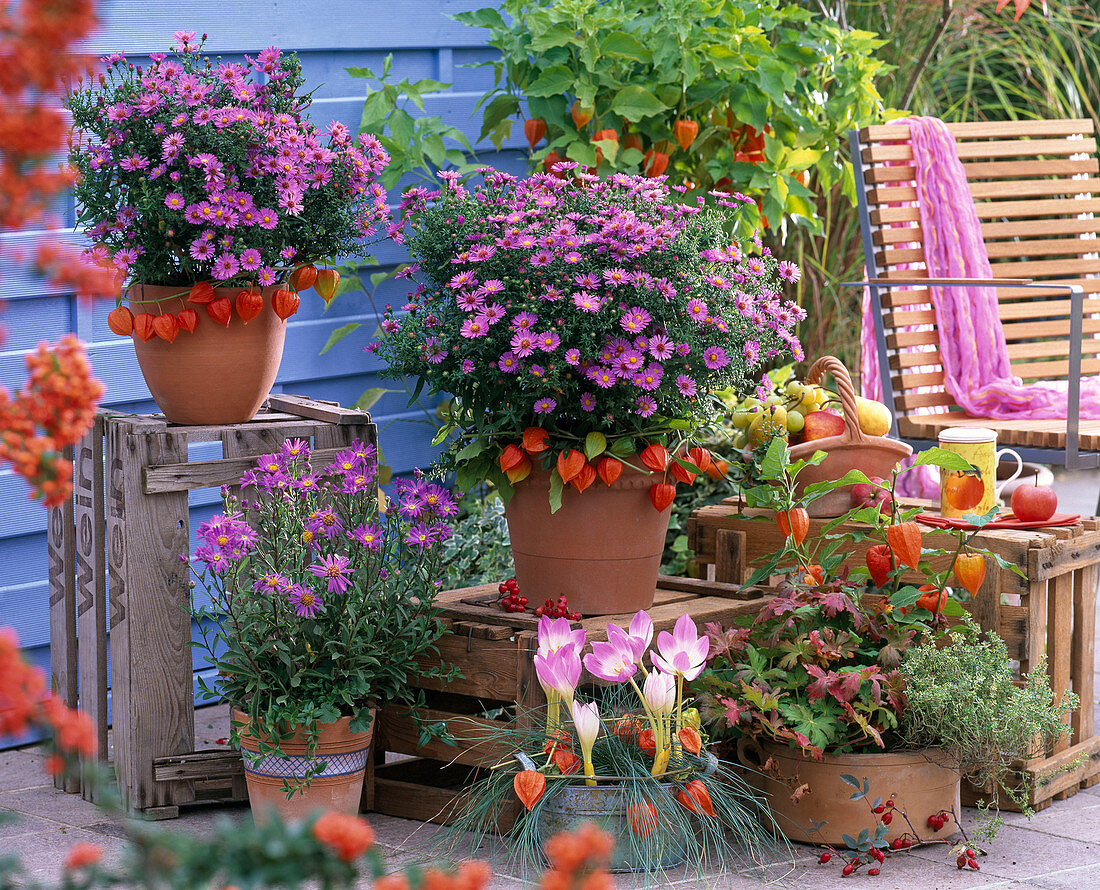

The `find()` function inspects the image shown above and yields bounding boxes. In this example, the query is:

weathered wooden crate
[687,497,1100,811]
[47,395,376,818]
[367,576,772,827]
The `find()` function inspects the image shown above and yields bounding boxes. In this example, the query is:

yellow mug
[938,427,1023,518]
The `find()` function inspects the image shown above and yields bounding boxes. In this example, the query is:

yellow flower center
[301,530,314,543]
[300,592,314,606]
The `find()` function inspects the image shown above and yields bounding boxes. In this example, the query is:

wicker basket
[787,356,912,517]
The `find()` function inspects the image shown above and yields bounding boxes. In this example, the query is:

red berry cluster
[926,811,950,833]
[956,849,980,871]
[534,595,581,621]
[499,578,528,613]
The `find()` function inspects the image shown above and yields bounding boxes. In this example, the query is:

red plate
[916,512,1081,531]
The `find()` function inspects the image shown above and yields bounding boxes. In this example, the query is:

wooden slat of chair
[861,118,1095,141]
[869,178,1100,205]
[873,197,1100,224]
[863,158,1099,184]
[875,218,1100,246]
[897,415,1100,453]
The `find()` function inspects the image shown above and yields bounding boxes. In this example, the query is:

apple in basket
[1011,479,1058,522]
[802,408,846,442]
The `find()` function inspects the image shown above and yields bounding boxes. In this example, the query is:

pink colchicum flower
[571,699,601,786]
[626,610,654,665]
[537,615,586,658]
[650,614,709,680]
[583,624,638,682]
[642,669,676,717]
[533,643,582,702]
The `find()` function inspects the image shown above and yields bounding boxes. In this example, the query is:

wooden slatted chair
[851,118,1100,469]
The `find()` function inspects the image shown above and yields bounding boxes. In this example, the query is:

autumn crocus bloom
[642,669,676,718]
[625,610,653,666]
[534,643,582,735]
[651,614,709,681]
[537,615,586,658]
[572,700,601,787]
[583,624,638,683]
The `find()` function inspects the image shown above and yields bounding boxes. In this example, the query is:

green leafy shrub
[455,0,887,234]
[439,494,516,590]
[899,623,1078,817]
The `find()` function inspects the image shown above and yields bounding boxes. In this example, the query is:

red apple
[802,409,846,443]
[1011,481,1058,522]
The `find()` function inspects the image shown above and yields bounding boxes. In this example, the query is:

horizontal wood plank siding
[1,1,508,742]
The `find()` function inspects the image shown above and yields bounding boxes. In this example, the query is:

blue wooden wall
[0,0,527,733]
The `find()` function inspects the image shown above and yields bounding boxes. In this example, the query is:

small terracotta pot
[233,708,374,824]
[127,284,286,425]
[738,739,961,845]
[504,463,671,615]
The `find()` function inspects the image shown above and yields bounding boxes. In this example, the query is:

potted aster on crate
[66,31,390,424]
[189,437,455,823]
[371,165,802,613]
[694,440,1076,876]
[447,609,782,876]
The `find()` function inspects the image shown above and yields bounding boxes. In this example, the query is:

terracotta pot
[233,708,374,824]
[788,356,911,517]
[127,284,286,425]
[738,739,961,845]
[504,464,671,615]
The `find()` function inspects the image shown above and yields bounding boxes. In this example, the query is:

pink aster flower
[536,330,560,352]
[533,397,556,415]
[686,299,708,321]
[510,331,536,357]
[460,317,488,338]
[743,340,761,364]
[211,252,240,280]
[239,248,262,271]
[579,392,596,412]
[498,352,520,373]
[636,395,657,417]
[675,374,698,397]
[286,584,323,618]
[703,346,729,369]
[308,554,351,594]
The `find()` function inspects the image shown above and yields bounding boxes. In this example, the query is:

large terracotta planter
[504,464,672,615]
[788,356,911,517]
[233,708,374,824]
[738,740,961,845]
[127,284,286,425]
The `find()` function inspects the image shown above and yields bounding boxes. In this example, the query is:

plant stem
[900,0,955,110]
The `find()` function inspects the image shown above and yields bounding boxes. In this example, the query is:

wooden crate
[47,395,376,818]
[687,498,1100,811]
[367,576,772,827]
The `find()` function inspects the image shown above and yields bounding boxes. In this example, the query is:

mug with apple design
[938,427,1022,518]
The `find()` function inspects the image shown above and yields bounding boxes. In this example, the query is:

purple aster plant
[186,438,453,770]
[372,165,800,505]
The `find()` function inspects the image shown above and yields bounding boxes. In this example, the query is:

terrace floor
[3,468,1099,889]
